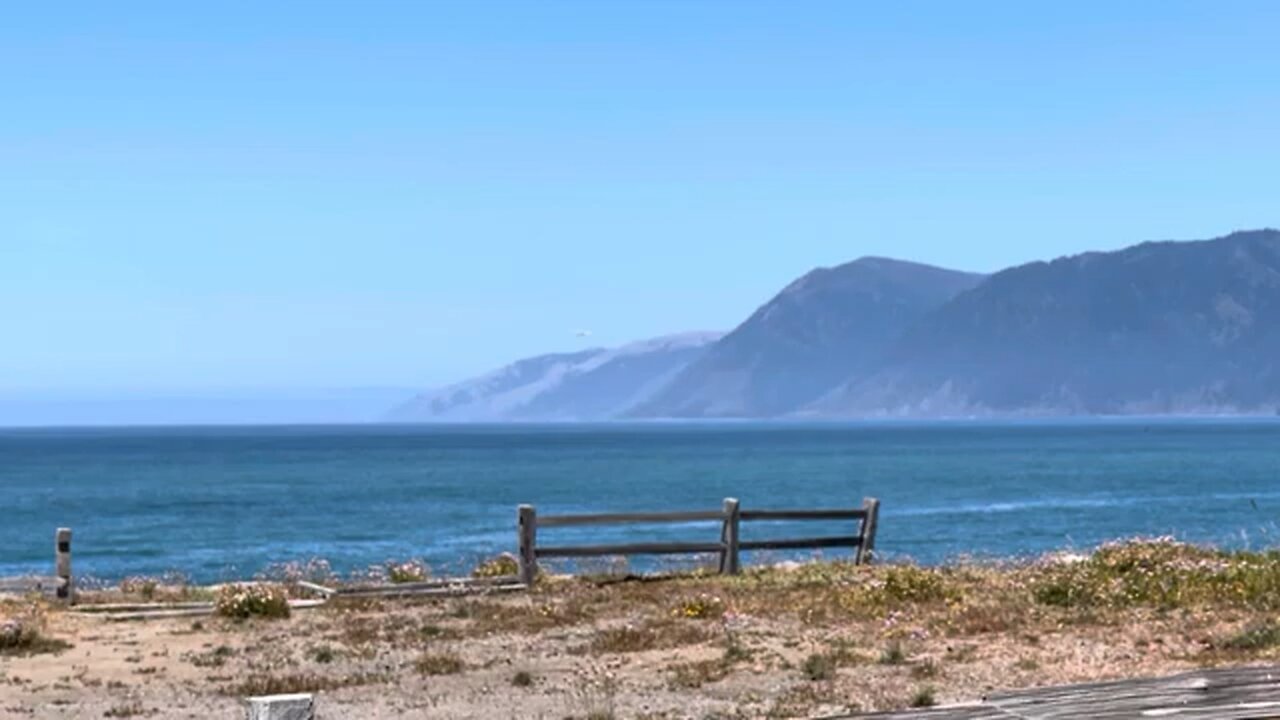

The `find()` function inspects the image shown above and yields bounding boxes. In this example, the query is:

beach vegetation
[213,583,291,620]
[414,651,465,675]
[0,603,70,656]
[472,553,520,578]
[386,559,430,584]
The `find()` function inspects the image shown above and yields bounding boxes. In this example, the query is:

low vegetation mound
[213,584,291,620]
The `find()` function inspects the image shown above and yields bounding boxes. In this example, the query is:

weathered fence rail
[16,498,880,606]
[516,496,880,584]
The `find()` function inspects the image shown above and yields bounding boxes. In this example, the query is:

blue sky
[3,1,1278,394]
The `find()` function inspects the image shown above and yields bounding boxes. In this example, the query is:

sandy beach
[4,540,1280,719]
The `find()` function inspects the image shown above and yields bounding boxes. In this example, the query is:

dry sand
[2,551,1276,719]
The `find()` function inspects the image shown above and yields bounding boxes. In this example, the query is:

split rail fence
[516,496,879,584]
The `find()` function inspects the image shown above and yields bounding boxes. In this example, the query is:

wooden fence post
[855,498,880,565]
[517,505,538,586]
[55,527,73,604]
[719,498,741,575]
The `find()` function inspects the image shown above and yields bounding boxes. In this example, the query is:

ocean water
[3,420,1280,582]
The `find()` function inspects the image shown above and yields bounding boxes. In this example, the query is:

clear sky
[3,1,1278,394]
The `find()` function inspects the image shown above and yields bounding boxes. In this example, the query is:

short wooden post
[55,527,73,604]
[719,498,741,575]
[855,497,880,565]
[245,693,314,720]
[517,504,538,586]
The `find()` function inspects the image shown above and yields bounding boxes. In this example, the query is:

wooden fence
[516,497,879,584]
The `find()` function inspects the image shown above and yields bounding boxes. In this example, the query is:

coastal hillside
[815,229,1280,416]
[393,230,1280,420]
[628,258,985,418]
[386,332,722,422]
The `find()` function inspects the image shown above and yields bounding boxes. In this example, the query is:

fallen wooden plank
[844,665,1280,719]
[92,607,216,622]
[821,705,1009,719]
[988,665,1280,719]
[84,599,327,622]
[333,575,520,594]
[295,581,336,597]
[333,583,527,599]
[75,602,215,613]
[0,576,59,594]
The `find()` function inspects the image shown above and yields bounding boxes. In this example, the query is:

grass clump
[911,686,937,708]
[214,584,291,620]
[882,566,959,604]
[767,682,838,719]
[671,593,726,620]
[668,658,725,689]
[879,641,907,665]
[103,702,146,718]
[415,652,465,675]
[472,553,520,578]
[0,605,71,657]
[511,670,535,687]
[801,652,837,681]
[1222,620,1280,651]
[832,564,965,616]
[587,618,712,654]
[187,644,235,668]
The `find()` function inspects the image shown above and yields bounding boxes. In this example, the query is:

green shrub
[214,584,291,620]
[883,566,957,603]
[472,553,520,578]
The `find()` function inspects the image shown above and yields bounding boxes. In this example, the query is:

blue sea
[4,420,1280,583]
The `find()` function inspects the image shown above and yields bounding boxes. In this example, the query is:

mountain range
[389,229,1280,421]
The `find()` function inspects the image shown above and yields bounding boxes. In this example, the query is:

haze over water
[4,420,1279,582]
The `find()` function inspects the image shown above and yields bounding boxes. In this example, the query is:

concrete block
[245,693,314,720]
